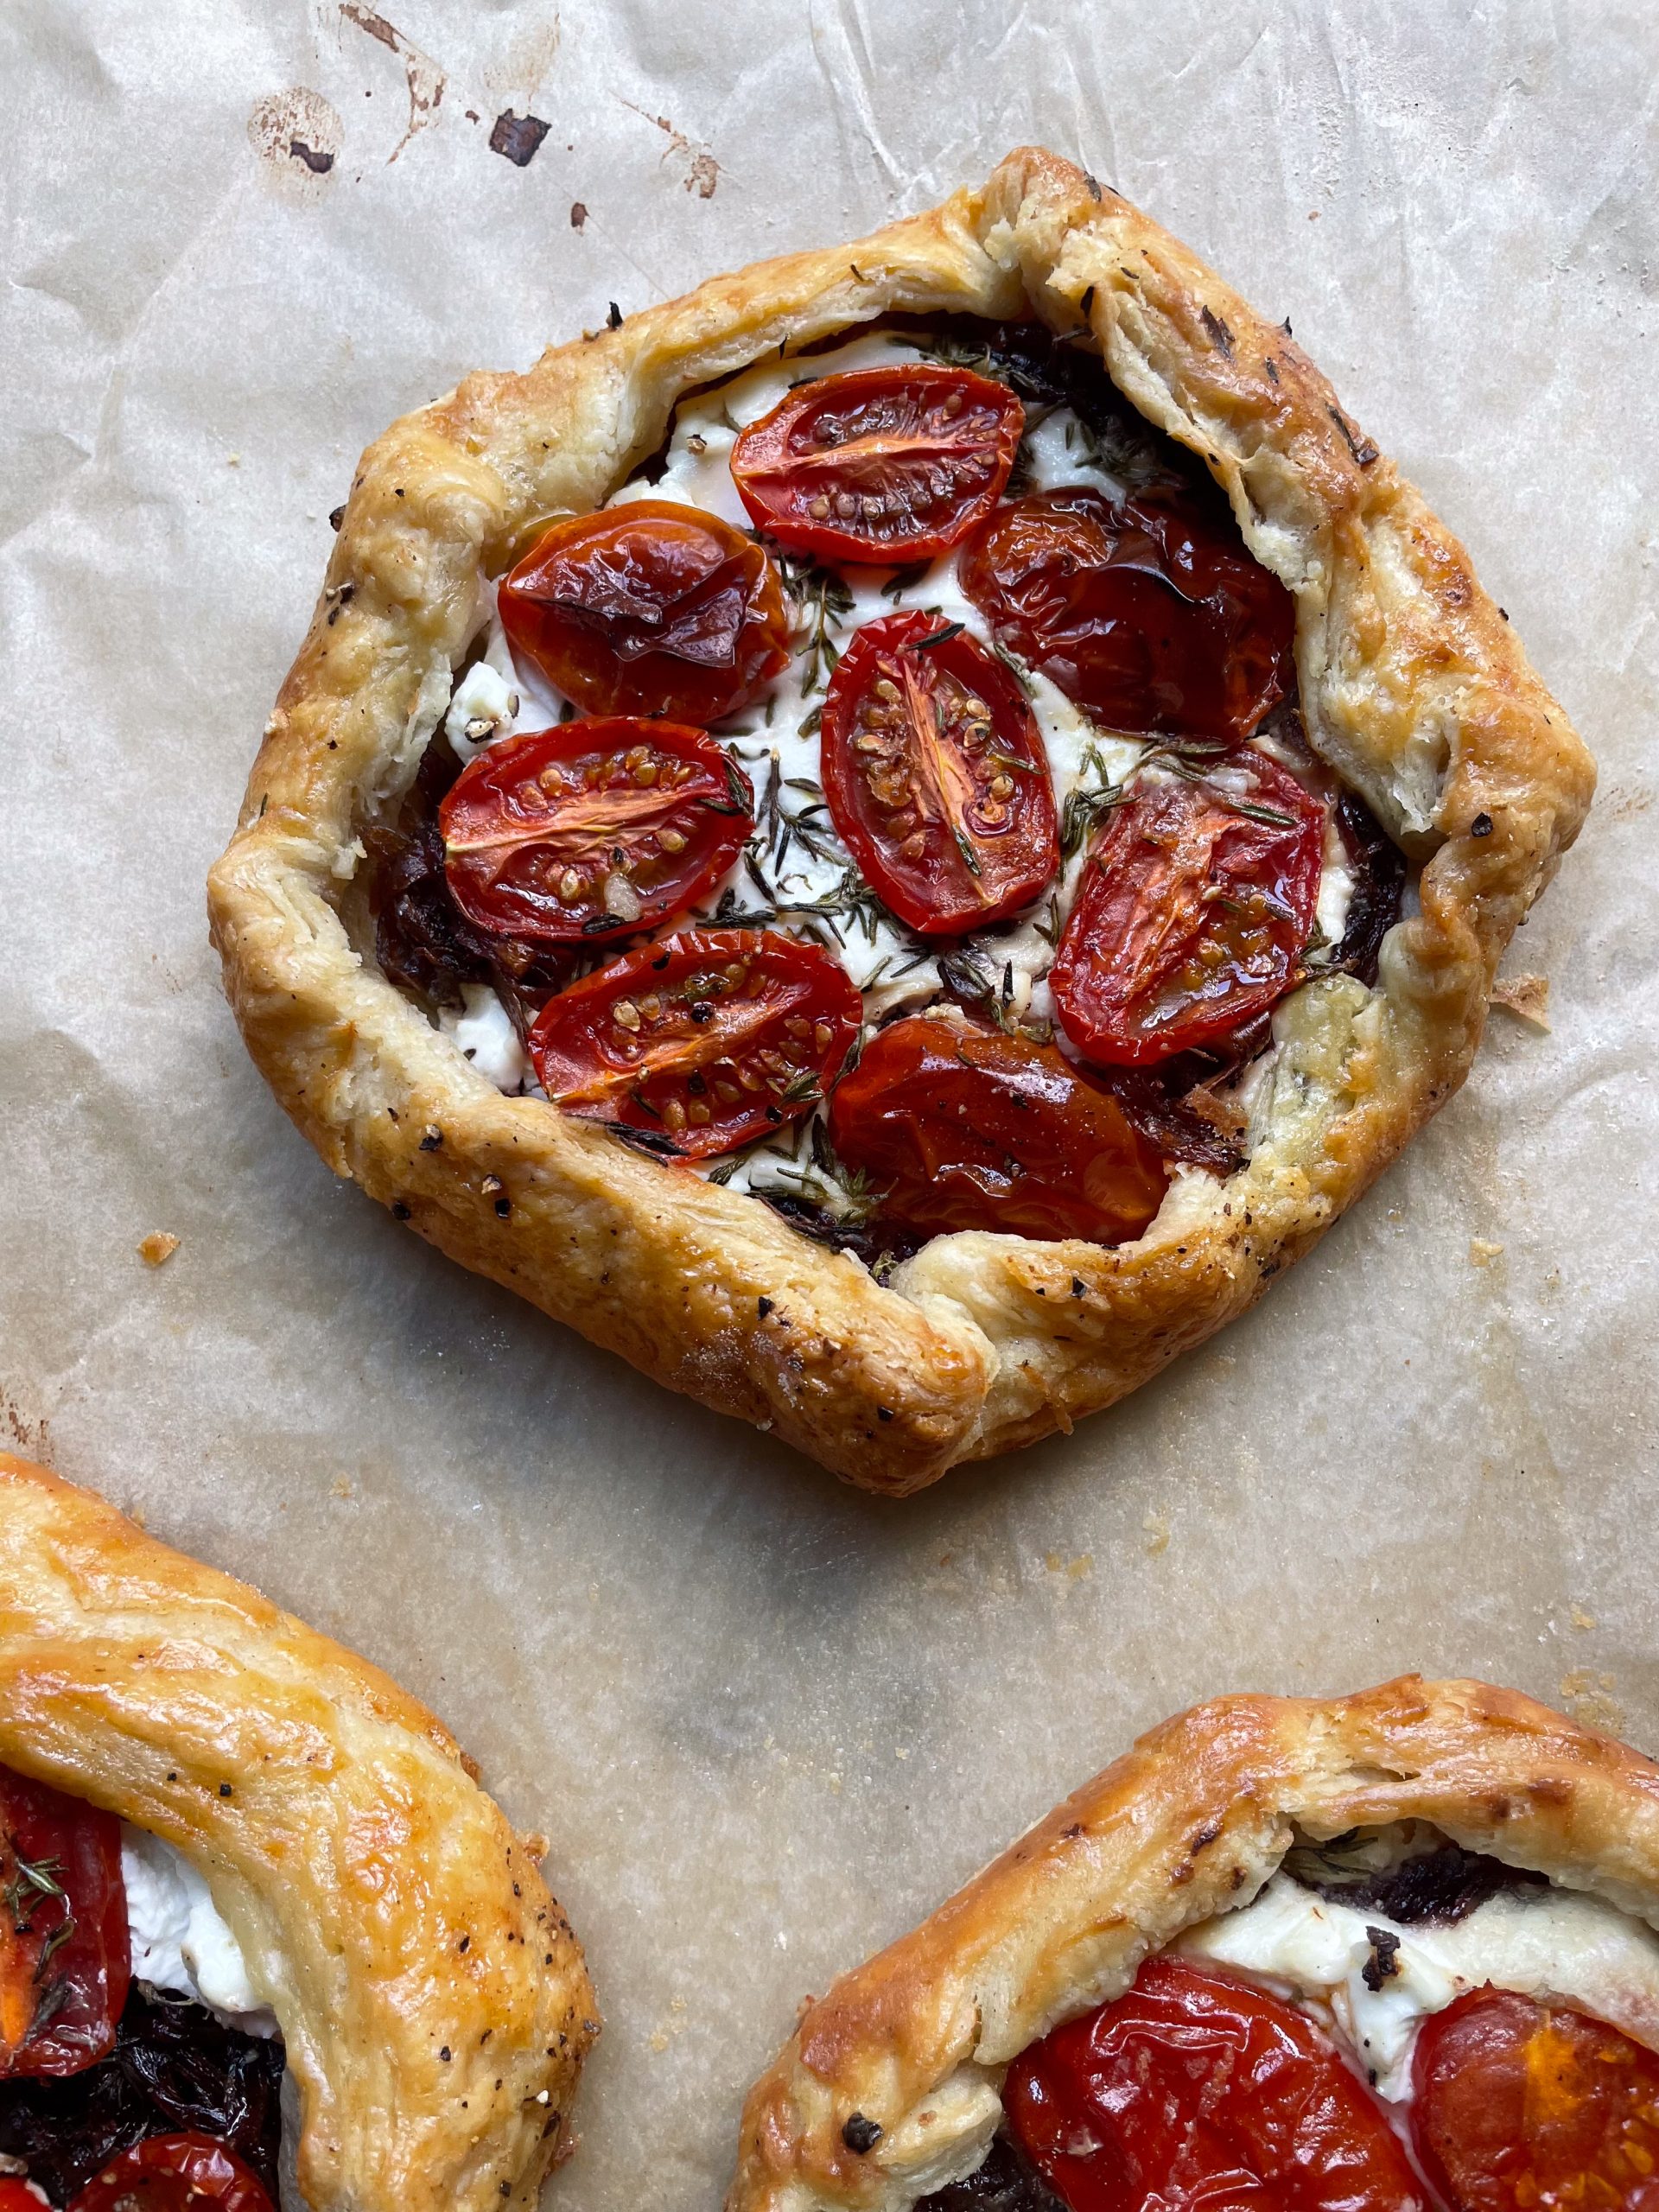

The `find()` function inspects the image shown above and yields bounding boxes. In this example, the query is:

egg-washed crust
[207,147,1593,1493]
[0,1452,597,2212]
[727,1675,1659,2212]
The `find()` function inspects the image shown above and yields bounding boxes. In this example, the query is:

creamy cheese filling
[120,1824,276,2038]
[436,327,1363,1209]
[1178,1870,1659,2100]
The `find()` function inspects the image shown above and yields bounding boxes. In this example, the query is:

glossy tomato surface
[66,2133,273,2212]
[959,484,1296,740]
[1411,1986,1659,2210]
[730,365,1023,562]
[1004,1955,1427,2212]
[530,929,861,1158]
[499,499,790,722]
[0,2181,46,2211]
[827,1017,1168,1244]
[440,721,752,945]
[0,1767,128,2080]
[821,610,1058,934]
[1050,753,1324,1066]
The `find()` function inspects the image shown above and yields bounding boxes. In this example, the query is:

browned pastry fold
[209,148,1593,1490]
[0,1452,596,2212]
[726,1675,1659,2210]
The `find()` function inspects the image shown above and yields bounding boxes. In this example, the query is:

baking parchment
[3,1,1656,2202]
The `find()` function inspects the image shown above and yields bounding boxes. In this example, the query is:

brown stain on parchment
[246,88,344,200]
[620,101,721,198]
[340,3,444,162]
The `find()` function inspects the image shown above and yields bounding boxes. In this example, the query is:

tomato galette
[208,147,1592,1491]
[0,1453,596,2212]
[728,1677,1659,2212]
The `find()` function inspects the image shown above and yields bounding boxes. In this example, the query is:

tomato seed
[613,1000,642,1030]
[662,1098,687,1133]
[658,827,686,853]
[558,868,583,901]
[687,1101,711,1126]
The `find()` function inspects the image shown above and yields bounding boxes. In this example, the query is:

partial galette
[209,148,1592,1490]
[728,1677,1659,2212]
[0,1453,595,2212]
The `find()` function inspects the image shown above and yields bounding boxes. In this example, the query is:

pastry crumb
[1570,1605,1598,1631]
[1468,1238,1504,1266]
[137,1232,181,1267]
[331,1476,354,1500]
[1560,1669,1624,1732]
[1142,1512,1170,1557]
[1490,972,1550,1029]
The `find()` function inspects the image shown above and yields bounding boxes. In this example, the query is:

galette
[209,147,1592,1490]
[0,1452,595,2212]
[728,1675,1659,2211]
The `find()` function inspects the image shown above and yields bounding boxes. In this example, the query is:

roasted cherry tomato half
[0,1765,129,2080]
[1050,753,1324,1067]
[499,499,791,722]
[530,928,861,1158]
[827,1017,1168,1244]
[821,611,1059,935]
[730,365,1024,563]
[959,484,1296,740]
[0,2180,48,2211]
[440,721,753,946]
[1411,1986,1659,2210]
[66,2134,274,2212]
[1004,1955,1426,2212]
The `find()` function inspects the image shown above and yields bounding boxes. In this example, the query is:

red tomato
[1004,1955,1427,2212]
[0,2181,48,2211]
[530,929,861,1158]
[1050,753,1325,1067]
[958,485,1296,740]
[730,365,1023,562]
[1411,1986,1659,2210]
[821,612,1058,934]
[0,1767,129,2079]
[66,2135,273,2212]
[440,721,753,945]
[498,499,791,722]
[826,1017,1168,1244]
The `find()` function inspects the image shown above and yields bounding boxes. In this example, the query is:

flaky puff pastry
[0,1452,596,2212]
[728,1676,1659,2212]
[208,149,1593,1493]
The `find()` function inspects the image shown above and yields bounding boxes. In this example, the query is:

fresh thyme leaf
[779,1069,822,1106]
[910,620,965,653]
[783,555,855,696]
[1033,893,1063,947]
[798,702,823,739]
[33,1913,73,1986]
[705,1154,741,1185]
[988,749,1040,777]
[599,1121,684,1158]
[1230,799,1300,830]
[744,848,778,904]
[1060,779,1125,859]
[880,560,931,600]
[987,639,1034,696]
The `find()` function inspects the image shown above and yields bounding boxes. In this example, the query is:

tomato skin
[826,1017,1168,1245]
[730,365,1024,562]
[440,721,753,946]
[1411,1986,1659,2210]
[65,2133,274,2212]
[958,485,1296,741]
[530,929,861,1159]
[821,612,1058,934]
[1050,754,1325,1068]
[1004,1955,1427,2212]
[499,499,791,722]
[0,1768,129,2080]
[0,2180,48,2211]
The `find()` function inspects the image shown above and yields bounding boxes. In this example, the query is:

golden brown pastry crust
[727,1675,1659,2212]
[207,147,1593,1492]
[0,1452,596,2212]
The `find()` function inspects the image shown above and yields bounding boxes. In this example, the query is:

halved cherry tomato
[499,499,791,722]
[1411,1986,1659,2210]
[530,929,861,1158]
[826,1017,1168,1244]
[1050,753,1324,1067]
[0,2179,48,2210]
[66,2134,273,2212]
[959,484,1296,740]
[730,365,1023,562]
[821,612,1058,935]
[0,1767,129,2080]
[1004,1955,1426,2212]
[440,721,753,945]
